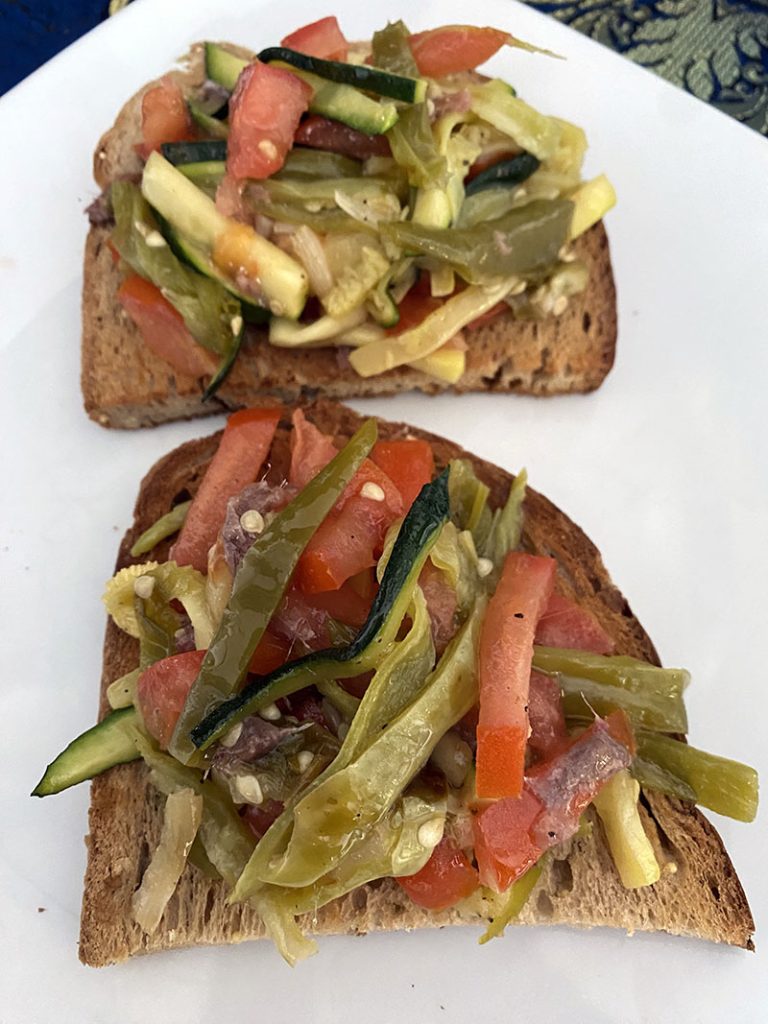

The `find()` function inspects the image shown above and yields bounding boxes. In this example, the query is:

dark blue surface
[2,1,767,134]
[0,1,108,96]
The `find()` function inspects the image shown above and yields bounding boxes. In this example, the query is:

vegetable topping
[103,18,618,396]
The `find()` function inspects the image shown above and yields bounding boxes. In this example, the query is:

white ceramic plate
[1,2,766,1020]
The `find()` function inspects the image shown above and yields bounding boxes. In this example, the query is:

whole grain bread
[81,46,617,429]
[79,402,754,966]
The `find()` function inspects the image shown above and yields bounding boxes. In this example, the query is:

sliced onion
[430,730,472,788]
[132,788,202,934]
[290,225,334,298]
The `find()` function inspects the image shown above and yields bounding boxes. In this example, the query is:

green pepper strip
[130,500,191,558]
[632,731,758,823]
[261,792,444,924]
[371,19,419,77]
[381,198,573,283]
[169,419,378,764]
[254,595,485,890]
[535,647,689,696]
[482,468,527,572]
[560,671,688,733]
[192,469,450,754]
[111,180,241,361]
[478,860,544,944]
[134,592,179,670]
[448,459,493,549]
[231,587,436,903]
[386,103,447,190]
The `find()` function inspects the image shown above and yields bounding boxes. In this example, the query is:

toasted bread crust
[79,403,754,966]
[82,46,617,428]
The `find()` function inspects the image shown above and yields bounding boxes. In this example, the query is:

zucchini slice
[191,470,450,751]
[258,46,427,104]
[161,140,227,165]
[204,42,248,91]
[465,152,541,196]
[32,708,140,797]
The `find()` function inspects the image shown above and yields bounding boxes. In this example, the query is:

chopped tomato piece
[117,274,217,379]
[294,115,391,160]
[241,798,284,841]
[473,789,543,893]
[137,650,206,749]
[371,439,435,509]
[527,671,568,761]
[296,494,391,593]
[397,836,479,910]
[476,552,556,800]
[420,561,458,656]
[137,76,194,159]
[281,16,348,61]
[228,62,312,179]
[535,593,615,655]
[474,712,634,891]
[387,290,443,336]
[308,570,378,627]
[171,407,281,572]
[248,630,291,675]
[340,671,374,699]
[408,25,509,78]
[290,411,402,512]
[269,586,332,654]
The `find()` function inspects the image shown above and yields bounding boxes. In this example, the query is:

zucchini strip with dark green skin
[190,470,450,752]
[32,708,140,797]
[258,47,427,103]
[161,140,227,165]
[465,152,541,196]
[170,420,379,764]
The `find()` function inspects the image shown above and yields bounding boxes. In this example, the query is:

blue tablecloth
[2,1,767,135]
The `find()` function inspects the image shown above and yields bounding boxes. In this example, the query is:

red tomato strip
[171,407,281,572]
[476,552,556,800]
[534,592,615,654]
[527,671,568,762]
[473,711,634,891]
[248,630,291,675]
[137,76,194,159]
[281,16,349,61]
[397,836,479,910]
[371,439,435,509]
[228,63,312,179]
[117,274,217,379]
[408,26,510,78]
[137,650,206,749]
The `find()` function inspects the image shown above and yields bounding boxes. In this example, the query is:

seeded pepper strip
[169,418,378,764]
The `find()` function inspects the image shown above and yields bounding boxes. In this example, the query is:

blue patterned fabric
[525,1,768,134]
[2,1,767,135]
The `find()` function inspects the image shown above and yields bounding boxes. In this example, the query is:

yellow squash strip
[131,788,203,934]
[349,281,513,377]
[569,174,617,239]
[592,770,661,888]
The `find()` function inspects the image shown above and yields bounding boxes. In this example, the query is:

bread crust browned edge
[80,46,617,430]
[79,401,754,966]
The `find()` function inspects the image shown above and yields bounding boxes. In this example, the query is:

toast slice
[81,45,617,429]
[79,401,753,965]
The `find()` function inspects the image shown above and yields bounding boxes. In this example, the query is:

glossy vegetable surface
[190,469,450,751]
[170,419,378,763]
[476,552,556,799]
